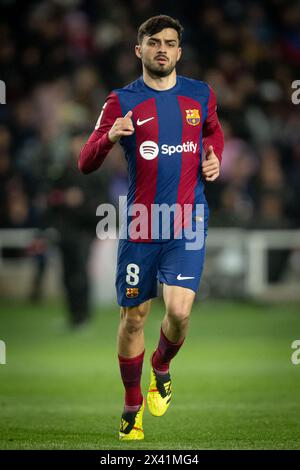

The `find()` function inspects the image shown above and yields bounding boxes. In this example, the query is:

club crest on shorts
[126,287,139,298]
[186,109,200,126]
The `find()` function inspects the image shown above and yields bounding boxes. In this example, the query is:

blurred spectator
[47,131,109,327]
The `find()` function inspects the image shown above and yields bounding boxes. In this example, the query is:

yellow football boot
[119,398,145,440]
[147,356,172,417]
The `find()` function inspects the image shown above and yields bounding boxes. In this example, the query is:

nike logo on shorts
[176,274,195,280]
[137,117,154,126]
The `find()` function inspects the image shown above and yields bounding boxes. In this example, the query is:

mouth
[155,56,168,64]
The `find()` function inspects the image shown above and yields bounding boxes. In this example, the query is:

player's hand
[202,145,220,182]
[108,110,134,143]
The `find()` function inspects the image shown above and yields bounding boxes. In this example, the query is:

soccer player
[79,15,224,440]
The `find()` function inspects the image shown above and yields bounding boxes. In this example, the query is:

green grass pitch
[0,298,300,450]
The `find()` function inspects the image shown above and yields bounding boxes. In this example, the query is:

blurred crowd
[1,0,300,232]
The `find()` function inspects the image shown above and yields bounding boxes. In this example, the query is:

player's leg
[147,286,195,417]
[118,300,151,440]
[161,284,195,343]
[153,284,195,369]
[115,239,160,439]
[118,299,151,358]
[118,300,150,412]
[147,230,206,417]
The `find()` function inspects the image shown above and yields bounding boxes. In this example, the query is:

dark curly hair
[137,15,184,45]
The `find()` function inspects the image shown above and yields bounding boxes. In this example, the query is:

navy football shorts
[115,220,208,307]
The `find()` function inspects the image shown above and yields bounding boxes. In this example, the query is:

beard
[142,57,176,78]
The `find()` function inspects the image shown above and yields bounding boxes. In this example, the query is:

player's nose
[158,42,167,53]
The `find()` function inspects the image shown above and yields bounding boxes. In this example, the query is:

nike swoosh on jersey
[137,117,155,126]
[176,274,195,280]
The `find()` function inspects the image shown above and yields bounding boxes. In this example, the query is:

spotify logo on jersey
[139,140,198,160]
[139,141,159,160]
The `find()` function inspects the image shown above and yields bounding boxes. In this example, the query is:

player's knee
[166,305,190,326]
[124,313,145,334]
[120,304,148,334]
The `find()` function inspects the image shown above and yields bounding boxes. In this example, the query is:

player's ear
[135,45,142,59]
[176,47,182,62]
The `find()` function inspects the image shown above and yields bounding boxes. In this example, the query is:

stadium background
[0,0,300,450]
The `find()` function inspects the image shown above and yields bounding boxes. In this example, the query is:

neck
[142,68,177,91]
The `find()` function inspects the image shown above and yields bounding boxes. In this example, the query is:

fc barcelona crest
[126,287,139,298]
[186,109,200,126]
